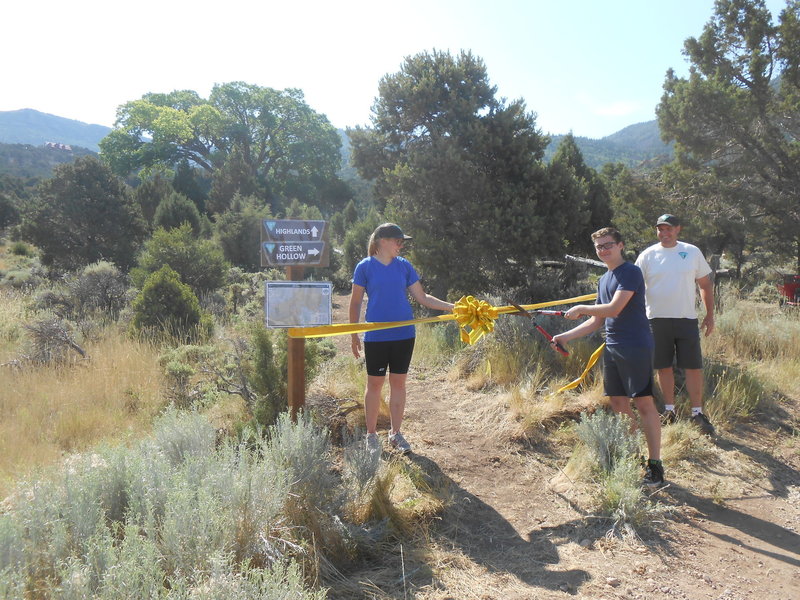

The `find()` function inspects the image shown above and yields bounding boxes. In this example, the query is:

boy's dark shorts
[364,337,416,376]
[649,318,703,370]
[603,344,654,398]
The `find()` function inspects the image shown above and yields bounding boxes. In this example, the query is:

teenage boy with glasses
[552,227,664,487]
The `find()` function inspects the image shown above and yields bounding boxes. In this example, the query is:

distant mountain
[544,121,673,170]
[0,109,111,152]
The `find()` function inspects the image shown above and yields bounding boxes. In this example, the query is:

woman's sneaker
[388,431,412,454]
[643,460,665,488]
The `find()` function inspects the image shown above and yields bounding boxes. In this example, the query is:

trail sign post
[261,219,329,268]
[261,219,330,421]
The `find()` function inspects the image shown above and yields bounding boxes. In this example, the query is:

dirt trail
[324,295,800,599]
[400,371,799,599]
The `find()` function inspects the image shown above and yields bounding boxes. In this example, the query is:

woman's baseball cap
[374,223,412,240]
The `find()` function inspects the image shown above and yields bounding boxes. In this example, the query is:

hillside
[544,121,673,170]
[0,109,111,152]
[0,142,96,179]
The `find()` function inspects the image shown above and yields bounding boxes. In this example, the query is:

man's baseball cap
[374,223,412,240]
[656,214,681,226]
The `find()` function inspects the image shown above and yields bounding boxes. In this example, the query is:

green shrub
[130,265,213,342]
[274,332,335,390]
[250,326,286,427]
[704,359,770,422]
[154,191,202,234]
[0,269,35,289]
[9,240,33,257]
[574,411,658,534]
[213,194,273,271]
[132,224,229,295]
[0,410,330,598]
[575,410,639,474]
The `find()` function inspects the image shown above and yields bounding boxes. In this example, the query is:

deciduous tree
[101,83,342,213]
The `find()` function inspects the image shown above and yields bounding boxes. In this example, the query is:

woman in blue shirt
[349,223,454,454]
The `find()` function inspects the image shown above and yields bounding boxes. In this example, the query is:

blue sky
[1,0,792,139]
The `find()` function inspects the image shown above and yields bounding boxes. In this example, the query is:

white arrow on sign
[311,226,319,238]
[308,248,320,256]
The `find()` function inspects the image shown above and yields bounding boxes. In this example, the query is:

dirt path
[323,295,800,599]
[400,370,800,599]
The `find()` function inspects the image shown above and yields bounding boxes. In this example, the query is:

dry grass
[310,354,366,403]
[0,328,166,497]
[0,289,28,362]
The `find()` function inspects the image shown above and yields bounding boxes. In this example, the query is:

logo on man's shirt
[679,252,688,259]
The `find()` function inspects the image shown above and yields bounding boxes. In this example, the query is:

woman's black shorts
[363,338,416,376]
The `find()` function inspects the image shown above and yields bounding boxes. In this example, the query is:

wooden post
[286,265,305,422]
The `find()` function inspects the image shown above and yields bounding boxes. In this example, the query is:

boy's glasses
[594,241,618,251]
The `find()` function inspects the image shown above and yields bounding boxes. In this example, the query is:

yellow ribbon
[453,295,499,344]
[556,342,605,393]
[287,293,597,340]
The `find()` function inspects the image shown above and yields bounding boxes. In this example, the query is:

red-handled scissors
[507,301,569,356]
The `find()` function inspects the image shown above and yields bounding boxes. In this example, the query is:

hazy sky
[2,0,791,139]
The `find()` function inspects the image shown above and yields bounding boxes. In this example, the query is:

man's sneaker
[661,410,678,425]
[643,460,665,488]
[365,433,382,454]
[388,431,412,454]
[690,412,715,436]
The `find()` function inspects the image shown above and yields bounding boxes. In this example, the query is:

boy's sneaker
[388,431,412,454]
[365,433,382,454]
[643,460,665,488]
[661,410,678,425]
[690,412,715,436]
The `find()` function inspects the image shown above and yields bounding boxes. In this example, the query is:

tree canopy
[100,83,343,212]
[18,156,146,271]
[350,50,565,297]
[657,0,800,266]
[349,50,618,297]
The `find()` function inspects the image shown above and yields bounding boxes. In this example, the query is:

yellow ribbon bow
[453,295,500,345]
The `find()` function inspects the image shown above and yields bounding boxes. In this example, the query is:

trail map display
[264,281,332,328]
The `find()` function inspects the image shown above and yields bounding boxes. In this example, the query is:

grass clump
[572,410,663,536]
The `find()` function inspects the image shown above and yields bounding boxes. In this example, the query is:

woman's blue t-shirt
[352,256,420,342]
[597,262,653,348]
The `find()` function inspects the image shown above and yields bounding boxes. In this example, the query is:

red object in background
[777,274,800,307]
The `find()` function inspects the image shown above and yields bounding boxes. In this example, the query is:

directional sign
[262,242,328,266]
[260,219,329,267]
[262,219,326,242]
